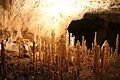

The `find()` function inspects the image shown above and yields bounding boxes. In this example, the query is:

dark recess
[68,13,120,51]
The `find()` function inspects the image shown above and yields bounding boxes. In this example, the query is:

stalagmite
[94,32,97,46]
[1,41,7,80]
[101,40,110,74]
[32,41,35,69]
[115,34,119,54]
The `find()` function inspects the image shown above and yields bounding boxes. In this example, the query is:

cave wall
[0,0,120,43]
[0,0,112,42]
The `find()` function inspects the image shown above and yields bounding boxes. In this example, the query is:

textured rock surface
[0,0,119,41]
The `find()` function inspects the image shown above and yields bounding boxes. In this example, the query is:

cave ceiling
[0,0,120,40]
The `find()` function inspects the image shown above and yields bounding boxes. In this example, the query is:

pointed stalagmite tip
[101,40,110,51]
[102,40,109,47]
[94,32,97,46]
[76,40,81,47]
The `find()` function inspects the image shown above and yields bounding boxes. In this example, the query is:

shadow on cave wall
[68,13,120,50]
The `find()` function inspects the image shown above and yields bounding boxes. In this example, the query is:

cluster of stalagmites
[0,31,120,80]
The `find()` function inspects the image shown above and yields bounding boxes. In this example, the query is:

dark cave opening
[68,13,120,50]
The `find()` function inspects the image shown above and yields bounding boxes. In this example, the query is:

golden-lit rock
[0,0,112,41]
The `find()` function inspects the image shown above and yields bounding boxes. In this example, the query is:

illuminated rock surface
[0,0,120,42]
